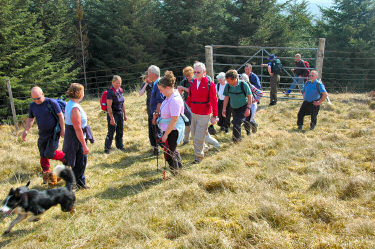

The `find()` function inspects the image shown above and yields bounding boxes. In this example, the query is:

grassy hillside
[1,92,375,248]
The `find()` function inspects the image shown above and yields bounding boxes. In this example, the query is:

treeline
[1,0,374,122]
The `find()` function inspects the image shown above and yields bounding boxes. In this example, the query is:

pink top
[159,90,184,131]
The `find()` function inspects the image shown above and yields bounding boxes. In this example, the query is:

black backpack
[272,59,283,74]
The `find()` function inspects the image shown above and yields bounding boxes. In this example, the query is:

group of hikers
[22,53,329,183]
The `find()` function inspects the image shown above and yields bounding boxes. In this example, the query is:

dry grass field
[0,92,375,248]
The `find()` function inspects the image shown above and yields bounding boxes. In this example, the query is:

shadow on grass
[95,178,163,200]
[0,224,41,244]
[0,172,37,185]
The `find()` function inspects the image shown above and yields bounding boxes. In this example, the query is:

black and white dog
[0,165,76,234]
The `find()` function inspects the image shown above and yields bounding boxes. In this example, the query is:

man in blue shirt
[148,65,165,155]
[297,70,328,130]
[262,54,282,105]
[22,87,66,185]
[244,63,261,132]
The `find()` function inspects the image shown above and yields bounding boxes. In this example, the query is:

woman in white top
[216,72,232,133]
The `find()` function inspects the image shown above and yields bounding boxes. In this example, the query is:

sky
[308,0,334,15]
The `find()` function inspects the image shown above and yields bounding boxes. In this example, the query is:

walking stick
[163,140,169,180]
[153,125,159,171]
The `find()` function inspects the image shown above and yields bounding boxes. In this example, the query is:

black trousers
[105,112,124,150]
[232,104,251,141]
[148,114,157,147]
[218,99,231,129]
[164,130,182,171]
[297,101,320,127]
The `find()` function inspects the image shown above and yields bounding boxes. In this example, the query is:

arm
[152,103,162,125]
[222,96,229,117]
[71,108,89,155]
[314,92,328,106]
[106,99,115,126]
[57,112,65,138]
[267,65,273,76]
[139,82,148,96]
[161,116,179,143]
[22,118,35,141]
[245,94,252,117]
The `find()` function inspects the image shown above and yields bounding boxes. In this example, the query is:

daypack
[188,76,211,105]
[271,59,283,74]
[229,80,263,102]
[55,99,66,114]
[100,87,123,111]
[302,60,310,77]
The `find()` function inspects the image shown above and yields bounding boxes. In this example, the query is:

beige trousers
[190,113,211,160]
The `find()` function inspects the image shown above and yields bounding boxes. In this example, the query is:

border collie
[0,165,76,234]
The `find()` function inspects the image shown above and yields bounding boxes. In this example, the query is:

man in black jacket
[286,53,308,96]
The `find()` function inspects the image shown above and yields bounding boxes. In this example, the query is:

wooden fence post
[6,78,18,129]
[205,45,214,80]
[316,38,326,79]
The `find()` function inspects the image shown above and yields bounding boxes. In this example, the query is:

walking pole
[163,141,169,180]
[154,125,159,171]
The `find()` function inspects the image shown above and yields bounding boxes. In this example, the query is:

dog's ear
[9,188,15,195]
[25,181,30,188]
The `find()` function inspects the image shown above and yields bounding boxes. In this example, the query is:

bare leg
[4,213,28,234]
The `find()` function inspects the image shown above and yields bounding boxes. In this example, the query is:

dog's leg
[4,213,28,234]
[28,215,41,222]
[70,206,75,214]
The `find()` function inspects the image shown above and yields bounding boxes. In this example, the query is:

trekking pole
[154,125,159,171]
[163,141,169,180]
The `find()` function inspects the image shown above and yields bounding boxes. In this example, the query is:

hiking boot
[182,140,189,146]
[104,149,110,154]
[310,125,315,130]
[118,148,126,152]
[42,171,51,185]
[224,128,229,134]
[298,125,303,130]
[269,102,276,106]
[49,173,58,186]
[193,158,202,164]
[250,121,258,133]
[153,148,159,156]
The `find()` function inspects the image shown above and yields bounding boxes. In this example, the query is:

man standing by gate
[262,54,282,105]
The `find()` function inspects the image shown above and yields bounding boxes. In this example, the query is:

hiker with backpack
[22,86,66,185]
[262,54,282,105]
[186,61,218,164]
[244,64,261,132]
[156,71,185,175]
[286,53,309,96]
[216,72,231,133]
[223,70,253,143]
[104,75,127,154]
[297,70,328,131]
[240,73,263,133]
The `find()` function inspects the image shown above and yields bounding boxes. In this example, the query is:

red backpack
[303,60,310,77]
[100,87,123,111]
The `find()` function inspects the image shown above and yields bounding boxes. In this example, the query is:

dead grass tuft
[339,176,372,200]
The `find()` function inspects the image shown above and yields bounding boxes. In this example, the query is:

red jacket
[186,76,218,117]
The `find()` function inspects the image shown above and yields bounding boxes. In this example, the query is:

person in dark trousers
[156,71,185,175]
[262,54,282,105]
[297,70,328,130]
[104,75,127,154]
[63,83,90,189]
[286,53,308,96]
[222,70,253,143]
[22,86,66,185]
[139,71,156,153]
[216,72,231,133]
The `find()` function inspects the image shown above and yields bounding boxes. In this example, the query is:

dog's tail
[53,165,75,191]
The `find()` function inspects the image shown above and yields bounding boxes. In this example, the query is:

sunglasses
[194,71,202,74]
[32,96,42,101]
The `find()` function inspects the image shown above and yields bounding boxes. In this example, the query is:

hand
[162,133,168,143]
[83,144,90,155]
[222,110,226,118]
[210,116,217,125]
[110,118,116,126]
[313,101,321,106]
[60,128,65,138]
[123,114,127,121]
[291,68,294,72]
[22,130,28,141]
[244,108,251,117]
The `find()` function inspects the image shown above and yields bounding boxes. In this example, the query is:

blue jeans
[287,76,305,94]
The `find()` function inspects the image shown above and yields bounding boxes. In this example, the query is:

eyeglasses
[194,71,202,74]
[32,96,42,101]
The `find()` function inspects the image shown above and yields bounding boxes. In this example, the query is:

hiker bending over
[223,70,253,143]
[156,71,185,175]
[104,75,127,154]
[22,86,66,185]
[297,70,328,131]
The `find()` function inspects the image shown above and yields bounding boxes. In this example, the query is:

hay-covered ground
[0,92,375,248]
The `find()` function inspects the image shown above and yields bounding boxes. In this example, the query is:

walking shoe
[250,121,258,133]
[225,128,229,134]
[269,102,276,106]
[182,141,189,146]
[310,125,315,130]
[104,149,110,154]
[118,147,126,152]
[153,148,159,156]
[193,158,201,164]
[298,125,303,130]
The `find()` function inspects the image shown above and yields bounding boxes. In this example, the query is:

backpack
[188,76,211,105]
[302,60,310,77]
[230,80,263,102]
[100,87,123,111]
[272,59,283,74]
[55,99,66,114]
